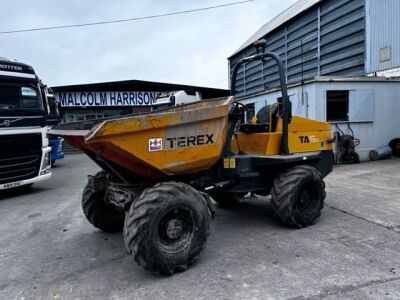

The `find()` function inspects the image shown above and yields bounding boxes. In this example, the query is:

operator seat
[239,104,279,133]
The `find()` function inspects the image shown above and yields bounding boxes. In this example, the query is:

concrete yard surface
[0,155,400,299]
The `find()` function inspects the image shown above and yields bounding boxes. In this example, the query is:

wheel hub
[297,190,313,211]
[157,206,196,254]
[166,219,183,239]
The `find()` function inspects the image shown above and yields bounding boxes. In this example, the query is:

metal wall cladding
[230,0,366,97]
[366,0,400,73]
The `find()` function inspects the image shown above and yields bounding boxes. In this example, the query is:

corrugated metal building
[229,0,400,161]
[366,0,400,74]
[229,0,400,97]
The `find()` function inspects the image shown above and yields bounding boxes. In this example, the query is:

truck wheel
[123,182,211,275]
[213,192,240,208]
[271,165,325,228]
[82,171,125,233]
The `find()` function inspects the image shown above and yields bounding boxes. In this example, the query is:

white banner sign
[56,91,157,107]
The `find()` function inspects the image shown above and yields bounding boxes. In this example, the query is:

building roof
[230,0,323,57]
[52,79,229,100]
[236,76,400,99]
[311,76,400,83]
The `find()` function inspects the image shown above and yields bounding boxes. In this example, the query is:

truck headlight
[40,152,51,175]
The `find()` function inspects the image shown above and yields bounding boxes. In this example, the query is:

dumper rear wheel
[271,165,325,228]
[82,171,125,233]
[123,182,211,275]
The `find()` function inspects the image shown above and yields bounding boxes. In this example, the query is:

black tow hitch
[106,183,141,211]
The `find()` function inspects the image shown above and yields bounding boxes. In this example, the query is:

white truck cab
[154,90,202,107]
[0,58,52,190]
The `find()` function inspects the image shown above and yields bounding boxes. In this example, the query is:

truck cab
[154,90,202,108]
[0,58,51,190]
[42,86,64,166]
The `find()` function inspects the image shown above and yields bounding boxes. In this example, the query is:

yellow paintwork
[85,97,232,175]
[231,116,333,155]
[287,116,333,153]
[74,97,332,176]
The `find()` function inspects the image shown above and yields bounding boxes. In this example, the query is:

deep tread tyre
[213,192,240,208]
[271,165,326,228]
[82,171,125,233]
[123,182,211,275]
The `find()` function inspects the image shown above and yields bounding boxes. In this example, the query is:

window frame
[326,90,349,122]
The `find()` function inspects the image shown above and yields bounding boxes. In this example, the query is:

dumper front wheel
[271,165,325,228]
[82,171,125,233]
[123,182,211,275]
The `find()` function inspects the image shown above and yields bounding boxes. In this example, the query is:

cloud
[0,0,297,89]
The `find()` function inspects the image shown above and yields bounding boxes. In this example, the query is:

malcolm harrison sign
[56,91,157,107]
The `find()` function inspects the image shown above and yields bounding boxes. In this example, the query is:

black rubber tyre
[213,192,240,208]
[123,182,211,275]
[271,165,326,228]
[82,171,125,233]
[389,138,400,157]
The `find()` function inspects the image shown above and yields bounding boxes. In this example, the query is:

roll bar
[230,50,292,155]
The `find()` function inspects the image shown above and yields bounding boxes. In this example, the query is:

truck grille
[0,133,42,155]
[0,133,42,184]
[0,154,42,184]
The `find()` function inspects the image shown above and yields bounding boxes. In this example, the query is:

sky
[0,0,297,89]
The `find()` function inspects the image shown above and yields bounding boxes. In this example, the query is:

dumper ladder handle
[230,52,292,155]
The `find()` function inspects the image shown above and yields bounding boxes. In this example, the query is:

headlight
[40,152,51,175]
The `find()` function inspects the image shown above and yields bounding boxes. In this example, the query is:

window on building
[326,91,349,122]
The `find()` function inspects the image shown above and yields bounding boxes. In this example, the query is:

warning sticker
[148,138,163,152]
[223,158,236,169]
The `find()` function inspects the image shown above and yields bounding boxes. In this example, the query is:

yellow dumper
[50,40,334,275]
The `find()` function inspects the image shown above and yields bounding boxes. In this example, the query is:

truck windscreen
[0,84,43,109]
[47,96,59,116]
